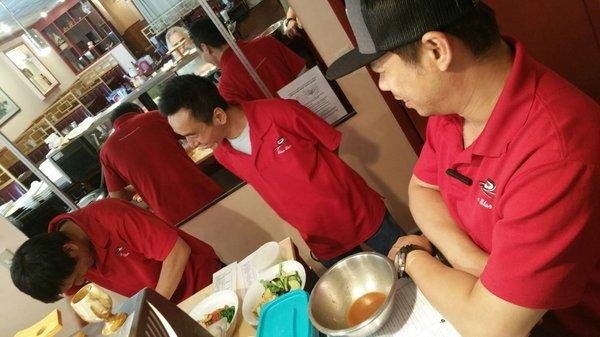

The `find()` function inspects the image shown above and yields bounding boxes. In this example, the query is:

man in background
[189,18,306,103]
[159,75,405,268]
[100,103,222,226]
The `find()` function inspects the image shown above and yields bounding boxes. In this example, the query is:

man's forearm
[406,251,543,337]
[409,179,488,276]
[155,238,191,300]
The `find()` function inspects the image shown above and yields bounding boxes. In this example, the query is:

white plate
[251,241,281,272]
[188,290,240,337]
[242,260,306,326]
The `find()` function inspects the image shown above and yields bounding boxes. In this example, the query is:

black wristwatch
[395,244,430,278]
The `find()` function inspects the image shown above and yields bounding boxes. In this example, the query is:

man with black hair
[159,74,405,268]
[327,0,600,336]
[100,103,222,226]
[188,18,306,103]
[10,198,222,303]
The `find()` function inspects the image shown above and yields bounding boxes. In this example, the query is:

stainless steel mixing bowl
[308,252,398,336]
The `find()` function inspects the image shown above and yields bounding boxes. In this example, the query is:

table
[190,147,214,164]
[178,238,297,337]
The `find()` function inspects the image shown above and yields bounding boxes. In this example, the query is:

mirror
[5,43,60,97]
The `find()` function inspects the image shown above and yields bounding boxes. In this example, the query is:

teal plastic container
[256,290,319,337]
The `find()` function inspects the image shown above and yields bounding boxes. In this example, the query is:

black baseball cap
[326,0,482,80]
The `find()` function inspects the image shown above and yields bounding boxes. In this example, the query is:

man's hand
[387,235,433,260]
[285,19,301,38]
[108,186,136,202]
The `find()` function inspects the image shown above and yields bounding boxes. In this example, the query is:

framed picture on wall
[4,43,60,98]
[0,88,20,126]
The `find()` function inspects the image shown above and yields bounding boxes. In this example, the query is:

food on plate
[253,264,302,316]
[198,305,235,327]
[197,305,235,337]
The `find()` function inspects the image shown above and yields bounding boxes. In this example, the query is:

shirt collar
[48,212,111,267]
[112,112,141,130]
[219,101,272,159]
[220,39,246,68]
[471,38,537,158]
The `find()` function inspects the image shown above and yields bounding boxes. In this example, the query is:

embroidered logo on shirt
[479,178,496,198]
[115,246,130,257]
[275,136,292,155]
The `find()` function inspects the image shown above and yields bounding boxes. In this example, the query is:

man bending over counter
[100,102,222,226]
[10,198,223,304]
[159,75,405,268]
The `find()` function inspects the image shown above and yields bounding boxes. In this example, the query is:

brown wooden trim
[326,0,424,154]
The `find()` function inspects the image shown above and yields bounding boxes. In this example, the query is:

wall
[91,0,143,35]
[180,0,418,275]
[0,35,77,142]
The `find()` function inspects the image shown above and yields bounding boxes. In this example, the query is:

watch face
[399,251,408,277]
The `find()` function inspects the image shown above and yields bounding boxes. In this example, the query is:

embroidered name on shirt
[275,136,291,155]
[115,246,130,257]
[477,197,493,210]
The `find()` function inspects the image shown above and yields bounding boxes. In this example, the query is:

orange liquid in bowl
[347,292,387,327]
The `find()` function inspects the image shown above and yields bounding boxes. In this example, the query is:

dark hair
[11,232,76,303]
[394,5,501,63]
[159,74,229,124]
[189,18,227,49]
[110,102,143,124]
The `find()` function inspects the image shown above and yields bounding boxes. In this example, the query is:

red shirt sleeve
[99,149,128,192]
[106,200,179,261]
[284,99,341,151]
[480,161,600,309]
[413,117,440,185]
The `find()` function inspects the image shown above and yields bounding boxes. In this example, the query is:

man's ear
[63,243,79,258]
[201,43,211,54]
[421,31,453,72]
[213,107,228,125]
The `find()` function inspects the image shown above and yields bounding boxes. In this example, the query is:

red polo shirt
[414,39,600,335]
[100,111,222,226]
[213,99,386,260]
[50,199,222,303]
[219,37,305,103]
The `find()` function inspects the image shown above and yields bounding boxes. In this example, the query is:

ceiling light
[40,12,48,18]
[0,22,11,34]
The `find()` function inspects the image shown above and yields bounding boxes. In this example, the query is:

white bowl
[242,260,306,326]
[189,290,240,337]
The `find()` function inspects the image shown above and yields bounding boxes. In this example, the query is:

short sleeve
[480,161,600,309]
[105,200,179,261]
[285,99,341,151]
[413,117,439,185]
[99,149,128,192]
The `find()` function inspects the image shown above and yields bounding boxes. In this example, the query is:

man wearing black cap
[327,1,600,336]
